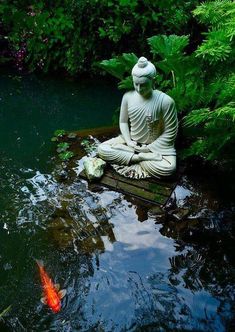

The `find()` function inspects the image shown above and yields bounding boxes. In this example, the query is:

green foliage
[58,151,75,161]
[193,0,235,64]
[147,34,204,111]
[183,102,235,163]
[195,30,232,63]
[148,35,189,60]
[54,129,66,136]
[0,0,199,74]
[100,0,235,168]
[193,0,234,28]
[51,130,75,160]
[56,142,70,153]
[0,2,74,72]
[183,0,235,166]
[81,138,98,154]
[99,53,137,89]
[51,129,66,141]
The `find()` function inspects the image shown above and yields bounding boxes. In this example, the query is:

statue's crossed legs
[98,135,176,179]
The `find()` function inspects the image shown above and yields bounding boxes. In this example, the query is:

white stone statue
[98,56,178,179]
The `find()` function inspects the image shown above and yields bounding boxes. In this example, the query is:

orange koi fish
[36,259,66,313]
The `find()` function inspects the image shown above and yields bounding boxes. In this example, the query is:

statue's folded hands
[134,144,150,153]
[126,140,137,148]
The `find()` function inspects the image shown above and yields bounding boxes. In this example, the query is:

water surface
[0,71,234,332]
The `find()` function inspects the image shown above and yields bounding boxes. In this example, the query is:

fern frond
[225,19,235,40]
[193,0,235,29]
[184,103,235,128]
[181,139,208,159]
[214,103,235,121]
[196,30,232,63]
[194,1,235,64]
[183,108,211,127]
[216,74,235,105]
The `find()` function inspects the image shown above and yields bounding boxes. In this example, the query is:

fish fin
[35,259,44,267]
[40,297,47,305]
[58,289,66,299]
[54,283,60,291]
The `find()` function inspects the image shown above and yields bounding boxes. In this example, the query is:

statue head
[132,57,156,97]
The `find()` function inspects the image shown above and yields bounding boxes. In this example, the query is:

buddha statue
[98,57,178,179]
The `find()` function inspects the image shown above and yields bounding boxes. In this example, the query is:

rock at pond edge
[83,157,106,181]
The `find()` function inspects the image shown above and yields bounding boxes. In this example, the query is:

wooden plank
[104,169,172,196]
[79,162,185,206]
[100,174,168,205]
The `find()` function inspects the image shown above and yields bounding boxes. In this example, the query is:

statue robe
[98,90,178,179]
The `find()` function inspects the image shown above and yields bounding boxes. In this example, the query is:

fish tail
[35,259,44,267]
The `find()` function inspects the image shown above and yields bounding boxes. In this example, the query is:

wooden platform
[80,166,182,207]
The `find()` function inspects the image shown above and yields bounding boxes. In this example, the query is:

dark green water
[0,71,234,332]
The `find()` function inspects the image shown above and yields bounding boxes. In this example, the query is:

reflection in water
[1,160,235,331]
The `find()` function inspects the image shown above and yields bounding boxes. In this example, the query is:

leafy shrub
[0,0,199,74]
[0,2,74,72]
[183,0,235,166]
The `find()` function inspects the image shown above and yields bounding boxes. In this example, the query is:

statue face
[133,76,152,97]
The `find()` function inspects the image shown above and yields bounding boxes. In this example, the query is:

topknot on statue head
[132,57,156,79]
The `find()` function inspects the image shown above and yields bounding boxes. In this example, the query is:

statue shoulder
[120,90,135,108]
[122,90,135,102]
[154,90,175,109]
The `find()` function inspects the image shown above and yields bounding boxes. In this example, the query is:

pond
[0,71,234,332]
